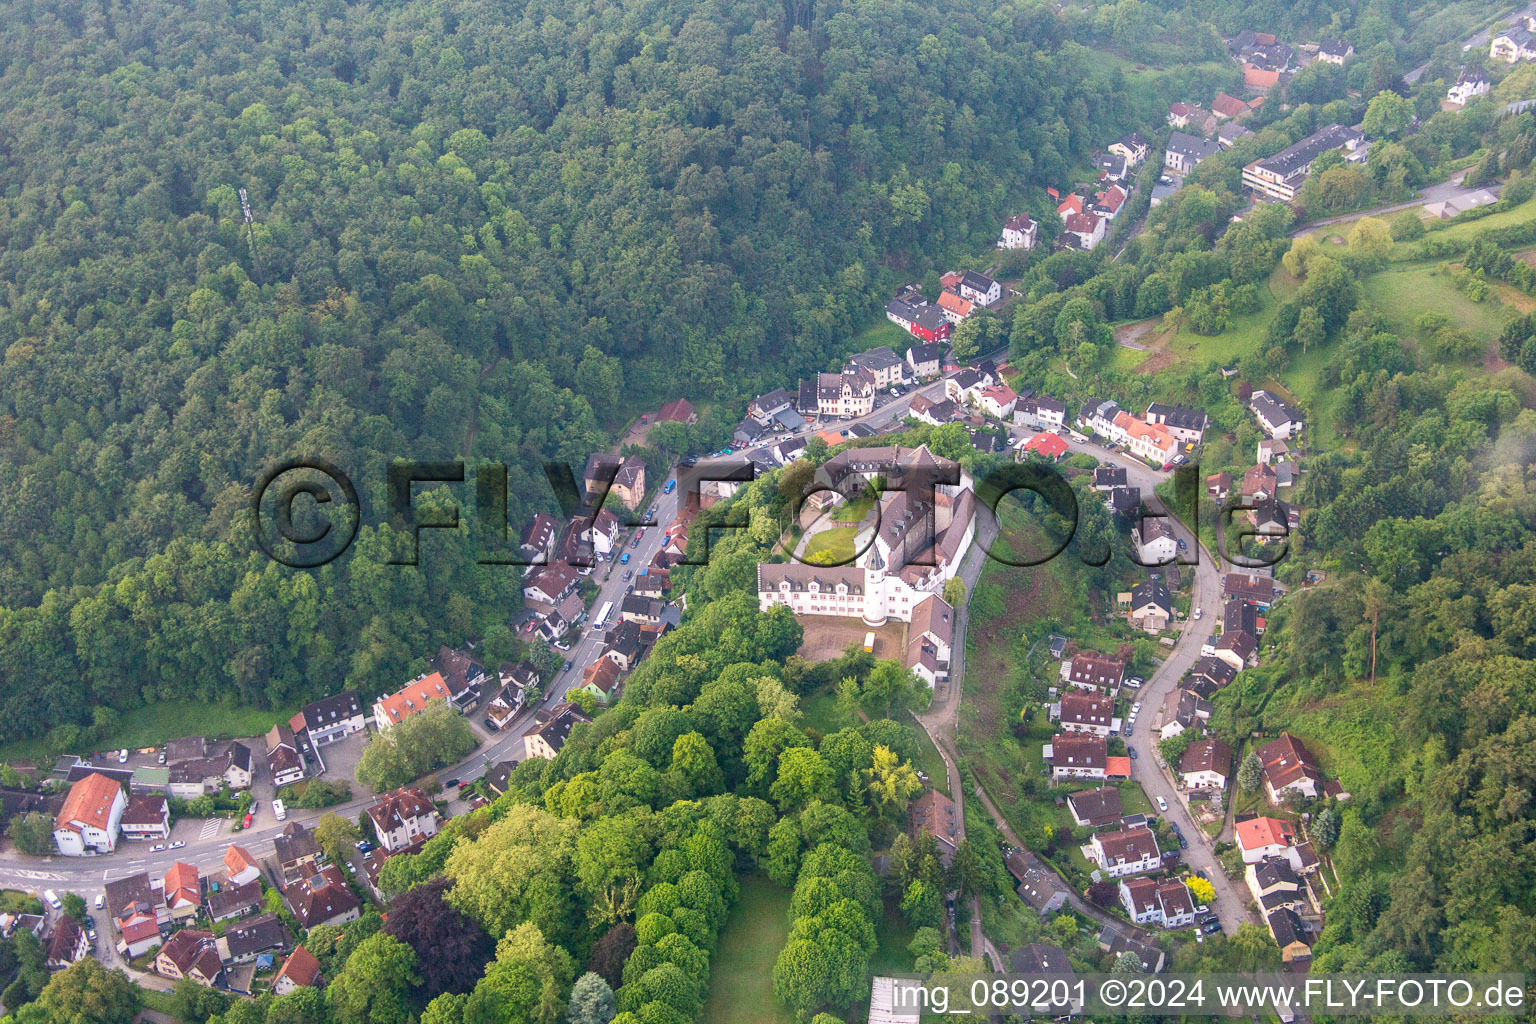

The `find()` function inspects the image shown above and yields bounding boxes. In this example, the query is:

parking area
[311,728,369,784]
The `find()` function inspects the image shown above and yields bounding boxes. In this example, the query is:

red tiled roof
[1236,816,1296,851]
[56,772,122,832]
[276,946,323,988]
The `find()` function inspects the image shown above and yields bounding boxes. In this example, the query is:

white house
[957,271,1002,308]
[53,772,125,856]
[1249,390,1303,439]
[1088,826,1161,877]
[1121,877,1199,928]
[998,213,1039,250]
[1448,68,1491,104]
[1132,517,1178,565]
[366,788,442,852]
[1046,734,1107,780]
[1491,20,1536,62]
[1178,738,1234,789]
[1235,816,1298,864]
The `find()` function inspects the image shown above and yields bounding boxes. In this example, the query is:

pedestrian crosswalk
[197,817,222,841]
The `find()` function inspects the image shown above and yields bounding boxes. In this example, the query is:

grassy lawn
[702,875,793,1024]
[832,492,877,523]
[0,701,298,763]
[1359,262,1506,347]
[851,319,911,356]
[802,526,858,565]
[870,896,917,975]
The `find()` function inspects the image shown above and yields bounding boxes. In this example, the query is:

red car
[242,812,253,828]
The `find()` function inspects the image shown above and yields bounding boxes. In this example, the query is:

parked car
[1125,725,1133,736]
[1202,919,1222,934]
[1199,914,1219,927]
[150,844,165,853]
[563,660,574,671]
[1193,606,1202,619]
[157,751,166,765]
[623,570,633,581]
[170,840,185,849]
[442,779,460,789]
[1177,834,1188,849]
[664,479,677,493]
[1156,796,1168,811]
[1132,702,1142,713]
[355,839,374,852]
[117,749,128,764]
[1127,746,1138,759]
[94,893,104,910]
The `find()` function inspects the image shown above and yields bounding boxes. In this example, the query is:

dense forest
[0,0,1233,744]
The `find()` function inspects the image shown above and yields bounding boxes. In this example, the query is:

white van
[271,799,287,821]
[41,890,62,911]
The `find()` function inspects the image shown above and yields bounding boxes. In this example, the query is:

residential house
[1093,184,1128,221]
[1223,572,1275,607]
[1492,20,1536,62]
[1235,816,1298,864]
[1109,132,1150,167]
[807,369,878,418]
[998,213,1039,250]
[1089,825,1161,877]
[1097,928,1166,973]
[1005,849,1070,916]
[1096,150,1128,181]
[1022,431,1068,462]
[1132,517,1178,566]
[1046,734,1108,780]
[656,398,697,425]
[169,745,253,799]
[1242,125,1364,201]
[910,396,959,426]
[367,787,441,852]
[976,384,1018,419]
[957,271,1002,308]
[52,772,125,856]
[1067,786,1123,826]
[207,880,264,923]
[1206,472,1231,501]
[119,793,170,842]
[1217,122,1254,149]
[1255,733,1324,803]
[1267,907,1313,962]
[1449,67,1492,104]
[163,861,201,922]
[273,822,323,883]
[1211,92,1249,119]
[1316,37,1353,63]
[1159,689,1213,739]
[1093,465,1128,490]
[155,929,223,986]
[1057,692,1116,737]
[908,789,959,865]
[848,346,910,388]
[105,872,163,958]
[1120,877,1197,928]
[1241,463,1278,503]
[1062,211,1106,250]
[283,864,361,930]
[434,646,487,712]
[906,342,945,378]
[45,915,90,969]
[1243,63,1282,92]
[576,655,623,706]
[1112,411,1177,465]
[1211,628,1257,672]
[1108,486,1143,517]
[1249,389,1303,438]
[520,513,558,561]
[218,913,289,964]
[1186,656,1238,696]
[485,761,519,797]
[1008,943,1081,1015]
[524,702,593,760]
[1247,857,1304,914]
[748,388,796,424]
[274,946,324,995]
[1014,394,1066,431]
[1128,580,1173,632]
[583,453,647,510]
[1061,650,1126,693]
[1179,738,1234,789]
[1250,496,1295,539]
[373,671,460,732]
[1143,402,1208,442]
[905,595,954,687]
[291,691,366,748]
[265,724,309,788]
[885,294,952,344]
[1256,438,1289,464]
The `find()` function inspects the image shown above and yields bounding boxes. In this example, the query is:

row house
[155,929,223,987]
[523,702,593,760]
[1013,394,1066,431]
[1143,403,1208,443]
[1120,877,1198,928]
[847,346,910,389]
[885,293,953,344]
[105,872,165,959]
